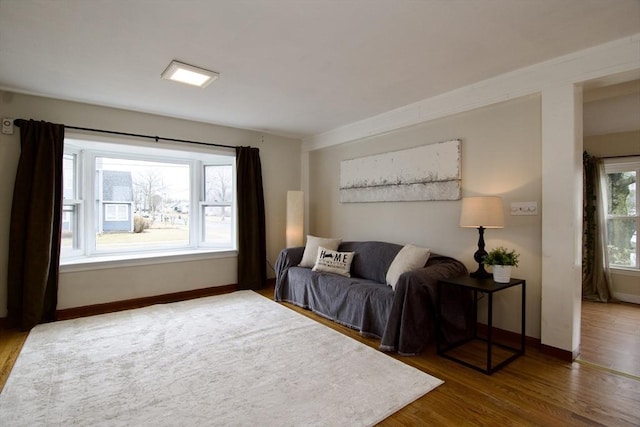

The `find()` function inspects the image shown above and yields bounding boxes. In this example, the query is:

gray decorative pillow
[386,244,430,290]
[312,246,355,277]
[299,235,342,268]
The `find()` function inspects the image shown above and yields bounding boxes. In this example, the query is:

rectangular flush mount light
[161,60,219,88]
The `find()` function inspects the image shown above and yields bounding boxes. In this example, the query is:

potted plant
[483,246,520,283]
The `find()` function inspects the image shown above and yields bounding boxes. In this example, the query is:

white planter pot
[492,265,512,283]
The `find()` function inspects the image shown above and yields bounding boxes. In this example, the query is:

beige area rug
[0,291,442,426]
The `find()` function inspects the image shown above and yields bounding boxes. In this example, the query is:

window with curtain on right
[604,157,640,271]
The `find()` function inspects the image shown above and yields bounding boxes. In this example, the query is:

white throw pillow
[299,235,342,268]
[386,244,431,290]
[312,246,355,277]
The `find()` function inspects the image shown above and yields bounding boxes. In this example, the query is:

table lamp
[460,196,504,278]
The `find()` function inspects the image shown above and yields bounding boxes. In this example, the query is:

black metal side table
[436,275,526,375]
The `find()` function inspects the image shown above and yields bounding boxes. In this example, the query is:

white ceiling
[1,0,639,140]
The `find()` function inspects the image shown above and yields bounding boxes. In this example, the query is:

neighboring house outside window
[61,136,236,263]
[604,157,639,272]
[99,170,134,232]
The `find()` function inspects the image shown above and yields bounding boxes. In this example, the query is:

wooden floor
[0,289,639,426]
[578,300,640,378]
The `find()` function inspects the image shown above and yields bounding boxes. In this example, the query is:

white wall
[307,95,542,338]
[584,91,640,136]
[0,91,301,315]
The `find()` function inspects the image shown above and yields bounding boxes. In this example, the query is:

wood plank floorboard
[578,300,640,378]
[0,288,638,426]
[0,328,28,394]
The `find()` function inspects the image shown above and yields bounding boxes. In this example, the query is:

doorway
[579,79,640,378]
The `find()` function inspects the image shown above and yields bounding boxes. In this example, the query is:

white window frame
[61,134,237,267]
[604,157,640,274]
[62,149,84,258]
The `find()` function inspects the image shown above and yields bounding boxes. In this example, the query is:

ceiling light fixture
[161,60,219,88]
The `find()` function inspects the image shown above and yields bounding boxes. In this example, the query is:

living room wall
[0,91,301,315]
[306,95,543,338]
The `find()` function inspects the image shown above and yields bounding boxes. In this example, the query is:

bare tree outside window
[134,168,166,219]
[605,167,638,269]
[203,165,233,244]
[205,165,233,220]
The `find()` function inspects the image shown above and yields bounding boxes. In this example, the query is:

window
[203,165,234,244]
[104,204,130,222]
[604,157,639,271]
[62,152,82,254]
[62,136,236,263]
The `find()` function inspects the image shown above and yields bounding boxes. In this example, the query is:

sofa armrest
[405,254,468,288]
[409,256,473,343]
[274,246,305,294]
[275,246,305,273]
[381,255,470,354]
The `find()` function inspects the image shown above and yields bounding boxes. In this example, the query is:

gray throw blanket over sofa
[274,241,472,355]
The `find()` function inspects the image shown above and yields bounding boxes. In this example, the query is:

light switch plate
[511,201,538,215]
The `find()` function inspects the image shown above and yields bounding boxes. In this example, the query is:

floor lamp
[460,196,504,278]
[286,191,304,247]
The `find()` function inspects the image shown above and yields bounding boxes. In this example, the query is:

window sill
[610,267,640,278]
[60,249,237,273]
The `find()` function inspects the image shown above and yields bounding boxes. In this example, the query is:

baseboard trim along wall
[540,343,577,363]
[2,280,279,326]
[1,281,576,362]
[613,292,640,305]
[475,323,574,362]
[55,283,239,321]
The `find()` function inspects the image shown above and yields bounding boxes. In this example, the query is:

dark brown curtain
[236,146,267,290]
[582,152,613,302]
[7,120,65,330]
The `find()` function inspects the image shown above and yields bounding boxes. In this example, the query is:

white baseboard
[613,292,640,304]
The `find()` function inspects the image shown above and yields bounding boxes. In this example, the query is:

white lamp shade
[286,191,304,247]
[459,196,504,228]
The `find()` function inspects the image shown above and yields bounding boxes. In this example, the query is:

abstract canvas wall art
[340,139,461,203]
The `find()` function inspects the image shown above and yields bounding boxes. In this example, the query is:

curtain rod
[601,154,640,159]
[13,119,236,150]
[584,151,639,160]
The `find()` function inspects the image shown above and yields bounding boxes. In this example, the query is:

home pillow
[299,235,342,268]
[386,244,431,290]
[312,246,355,277]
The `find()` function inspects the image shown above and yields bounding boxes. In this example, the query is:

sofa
[274,240,473,355]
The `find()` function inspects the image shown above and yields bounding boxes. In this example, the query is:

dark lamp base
[470,226,492,279]
[470,265,492,279]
